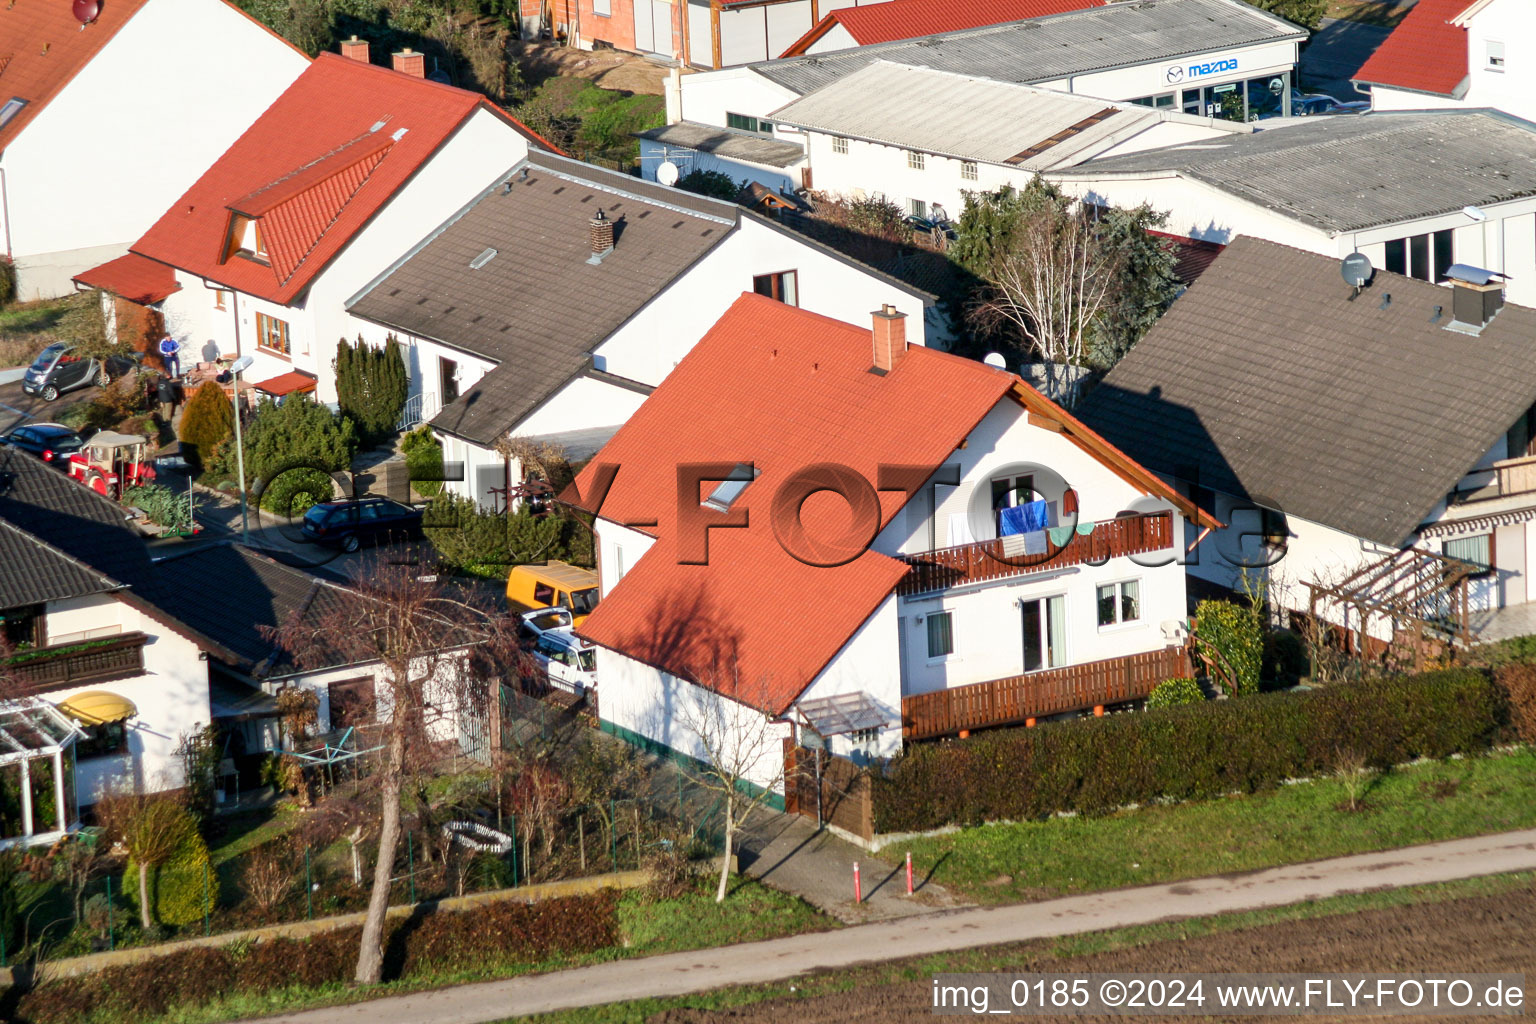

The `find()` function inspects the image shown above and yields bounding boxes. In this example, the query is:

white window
[907,150,925,170]
[831,136,849,155]
[961,161,978,181]
[925,611,954,659]
[614,545,626,580]
[704,463,758,511]
[1487,40,1506,70]
[1021,595,1066,671]
[1444,534,1493,573]
[0,98,26,129]
[594,0,611,15]
[909,198,927,219]
[1096,580,1142,627]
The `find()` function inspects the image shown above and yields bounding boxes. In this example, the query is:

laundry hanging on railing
[999,499,1050,536]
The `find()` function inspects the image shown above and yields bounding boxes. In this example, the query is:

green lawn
[521,871,1536,1024]
[901,747,1536,905]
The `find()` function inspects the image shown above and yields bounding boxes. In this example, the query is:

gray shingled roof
[752,0,1305,96]
[0,517,119,610]
[635,121,807,168]
[1061,110,1536,234]
[1076,236,1536,547]
[347,153,739,446]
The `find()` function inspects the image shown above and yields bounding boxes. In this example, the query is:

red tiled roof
[72,253,180,305]
[1353,0,1470,98]
[1149,231,1225,286]
[780,0,1103,57]
[0,0,153,152]
[129,53,550,306]
[571,293,1017,715]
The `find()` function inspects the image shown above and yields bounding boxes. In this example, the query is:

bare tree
[967,195,1121,406]
[672,670,791,903]
[267,562,522,985]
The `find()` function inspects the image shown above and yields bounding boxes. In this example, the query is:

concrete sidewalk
[248,828,1536,1024]
[737,811,964,922]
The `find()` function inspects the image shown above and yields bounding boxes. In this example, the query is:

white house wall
[45,594,211,802]
[676,67,799,130]
[802,24,856,55]
[595,521,657,599]
[3,0,308,299]
[1366,86,1466,113]
[792,594,902,761]
[1458,0,1536,122]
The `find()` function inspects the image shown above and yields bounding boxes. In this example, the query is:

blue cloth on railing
[1021,499,1050,532]
[998,505,1027,536]
[1022,530,1047,555]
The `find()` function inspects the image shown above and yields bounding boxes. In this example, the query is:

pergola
[1305,548,1479,669]
[0,698,82,849]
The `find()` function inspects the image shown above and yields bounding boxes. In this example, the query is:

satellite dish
[1341,252,1373,289]
[656,160,680,187]
[231,355,255,375]
[983,352,1007,369]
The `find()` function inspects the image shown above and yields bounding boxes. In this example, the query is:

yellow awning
[56,691,137,726]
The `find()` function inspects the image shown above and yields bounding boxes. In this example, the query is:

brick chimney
[391,47,425,78]
[587,209,615,264]
[340,35,370,63]
[871,304,908,372]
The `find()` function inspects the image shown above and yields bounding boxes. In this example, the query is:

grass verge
[901,747,1536,905]
[52,878,830,1024]
[520,871,1536,1023]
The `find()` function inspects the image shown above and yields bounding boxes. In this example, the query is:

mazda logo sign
[1165,65,1185,84]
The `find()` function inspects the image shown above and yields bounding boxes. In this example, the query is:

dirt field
[512,40,670,95]
[649,888,1536,1023]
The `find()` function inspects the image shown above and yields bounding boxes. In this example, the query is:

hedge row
[16,890,620,1024]
[871,668,1504,833]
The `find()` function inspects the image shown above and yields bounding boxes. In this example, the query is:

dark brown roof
[0,518,119,609]
[1077,236,1536,547]
[0,452,153,588]
[348,153,739,446]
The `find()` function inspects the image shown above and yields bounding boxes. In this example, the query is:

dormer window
[224,214,270,265]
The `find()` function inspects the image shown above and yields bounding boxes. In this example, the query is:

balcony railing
[7,632,148,693]
[901,646,1189,740]
[1453,454,1536,504]
[896,511,1173,596]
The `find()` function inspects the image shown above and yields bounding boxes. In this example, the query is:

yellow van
[505,560,600,625]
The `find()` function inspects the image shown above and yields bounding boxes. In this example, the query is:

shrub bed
[871,668,1504,833]
[15,890,620,1024]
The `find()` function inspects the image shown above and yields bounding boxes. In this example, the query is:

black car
[301,498,425,552]
[0,423,85,468]
[22,342,141,402]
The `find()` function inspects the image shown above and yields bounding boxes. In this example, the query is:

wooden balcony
[1454,454,1536,503]
[7,632,148,694]
[896,511,1173,597]
[901,646,1189,740]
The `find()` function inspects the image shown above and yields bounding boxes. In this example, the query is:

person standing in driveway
[158,335,181,378]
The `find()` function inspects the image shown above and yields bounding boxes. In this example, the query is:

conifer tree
[177,381,234,470]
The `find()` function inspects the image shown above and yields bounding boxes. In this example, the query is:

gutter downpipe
[0,166,13,261]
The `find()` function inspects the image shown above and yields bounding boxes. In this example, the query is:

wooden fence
[783,744,873,841]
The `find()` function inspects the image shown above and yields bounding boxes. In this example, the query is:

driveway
[0,375,106,431]
[248,828,1536,1024]
[1300,17,1395,101]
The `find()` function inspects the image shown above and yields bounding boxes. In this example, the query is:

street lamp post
[229,354,253,544]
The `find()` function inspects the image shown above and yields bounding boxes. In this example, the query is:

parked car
[1293,93,1367,116]
[22,343,140,402]
[0,423,84,468]
[301,497,425,552]
[532,631,597,696]
[518,607,574,644]
[505,561,599,626]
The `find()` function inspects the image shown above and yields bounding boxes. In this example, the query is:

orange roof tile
[0,0,152,152]
[72,252,179,304]
[780,0,1103,57]
[571,293,1017,715]
[1353,0,1469,98]
[130,53,551,306]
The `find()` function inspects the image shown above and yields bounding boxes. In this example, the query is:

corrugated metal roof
[770,63,1171,167]
[635,121,806,168]
[753,0,1306,96]
[1062,110,1536,234]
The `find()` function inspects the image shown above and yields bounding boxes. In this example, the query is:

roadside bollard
[853,861,862,903]
[906,851,914,896]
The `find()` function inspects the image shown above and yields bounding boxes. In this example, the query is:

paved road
[250,828,1536,1024]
